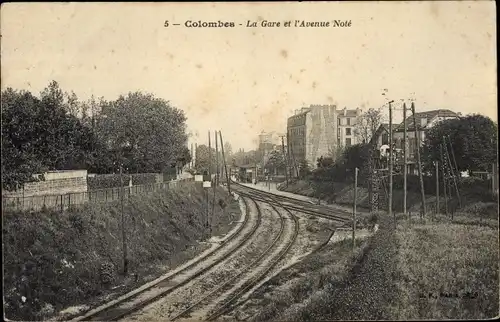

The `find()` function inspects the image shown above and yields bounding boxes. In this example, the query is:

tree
[1,82,98,190]
[1,89,47,191]
[265,150,285,175]
[422,114,498,173]
[95,92,188,173]
[354,107,385,144]
[298,159,312,179]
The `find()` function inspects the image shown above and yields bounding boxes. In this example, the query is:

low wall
[2,170,87,198]
[2,178,194,212]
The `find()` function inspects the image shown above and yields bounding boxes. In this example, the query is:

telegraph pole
[120,165,128,275]
[219,131,231,194]
[403,102,408,217]
[281,135,289,187]
[215,131,219,185]
[411,102,426,218]
[352,167,358,250]
[446,135,462,209]
[388,100,394,226]
[440,143,448,215]
[435,161,439,218]
[208,131,212,178]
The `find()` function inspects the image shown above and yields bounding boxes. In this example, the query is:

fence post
[60,195,64,212]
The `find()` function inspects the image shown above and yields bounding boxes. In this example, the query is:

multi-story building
[337,107,362,148]
[258,131,285,171]
[371,109,460,174]
[287,105,361,169]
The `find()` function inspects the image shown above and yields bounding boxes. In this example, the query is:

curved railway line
[230,181,353,223]
[71,196,260,321]
[70,182,352,321]
[170,192,300,321]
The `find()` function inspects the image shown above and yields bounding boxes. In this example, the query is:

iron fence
[2,178,194,213]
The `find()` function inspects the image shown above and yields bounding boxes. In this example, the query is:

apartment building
[287,104,360,169]
[337,107,362,148]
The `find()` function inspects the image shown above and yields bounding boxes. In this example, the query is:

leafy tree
[1,82,98,190]
[354,107,385,144]
[298,159,312,179]
[177,146,192,168]
[1,89,47,191]
[95,92,188,173]
[422,114,498,173]
[265,150,285,175]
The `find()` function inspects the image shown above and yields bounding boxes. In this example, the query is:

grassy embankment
[3,183,240,321]
[250,205,498,320]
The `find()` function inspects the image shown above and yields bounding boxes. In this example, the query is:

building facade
[370,109,460,174]
[337,107,362,148]
[287,105,361,169]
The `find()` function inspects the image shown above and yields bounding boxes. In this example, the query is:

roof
[395,109,459,131]
[369,123,399,145]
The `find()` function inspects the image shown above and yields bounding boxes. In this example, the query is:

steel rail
[205,191,300,321]
[169,196,288,321]
[72,195,259,321]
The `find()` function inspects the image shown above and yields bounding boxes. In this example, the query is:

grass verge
[3,183,240,321]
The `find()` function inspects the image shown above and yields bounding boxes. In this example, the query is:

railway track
[169,194,298,321]
[71,195,261,321]
[231,182,352,223]
[72,182,349,321]
[204,194,300,321]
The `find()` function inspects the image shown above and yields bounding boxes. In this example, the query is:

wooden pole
[281,136,289,187]
[215,131,219,185]
[388,101,394,225]
[440,143,448,216]
[120,165,128,275]
[208,131,212,177]
[435,161,439,218]
[446,135,462,209]
[219,131,232,194]
[353,167,358,250]
[411,102,427,218]
[403,102,407,216]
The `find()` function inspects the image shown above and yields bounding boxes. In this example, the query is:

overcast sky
[1,2,496,151]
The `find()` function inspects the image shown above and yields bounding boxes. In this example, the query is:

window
[338,118,342,126]
[346,138,352,146]
[347,118,351,126]
[337,128,341,137]
[382,133,388,145]
[346,128,352,136]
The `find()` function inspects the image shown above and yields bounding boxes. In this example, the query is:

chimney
[343,107,347,116]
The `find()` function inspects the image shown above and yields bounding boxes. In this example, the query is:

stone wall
[2,170,88,198]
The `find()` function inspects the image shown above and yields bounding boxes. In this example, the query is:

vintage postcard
[1,1,498,321]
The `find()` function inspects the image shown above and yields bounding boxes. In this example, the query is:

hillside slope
[3,183,239,321]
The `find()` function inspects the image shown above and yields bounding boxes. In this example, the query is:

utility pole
[207,131,212,234]
[446,135,462,209]
[435,161,439,218]
[208,131,212,178]
[411,102,426,218]
[388,100,394,226]
[219,131,231,194]
[281,136,289,187]
[440,143,448,216]
[190,143,194,169]
[352,167,358,250]
[215,131,219,185]
[195,143,198,170]
[403,102,408,217]
[120,165,128,275]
